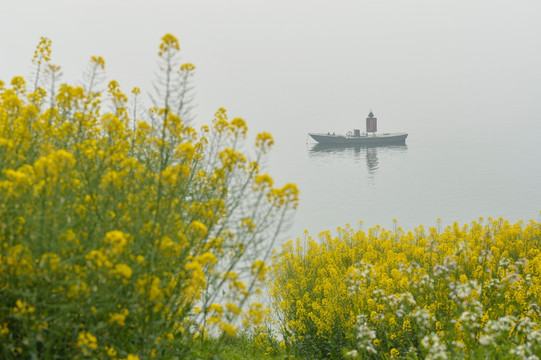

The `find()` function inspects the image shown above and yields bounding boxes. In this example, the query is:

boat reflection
[307,143,407,175]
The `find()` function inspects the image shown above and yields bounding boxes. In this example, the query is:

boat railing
[346,130,367,138]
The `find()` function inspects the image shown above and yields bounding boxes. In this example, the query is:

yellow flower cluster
[271,217,541,359]
[158,33,180,56]
[180,63,196,72]
[0,35,297,359]
[76,331,98,355]
[255,132,274,153]
[32,37,52,65]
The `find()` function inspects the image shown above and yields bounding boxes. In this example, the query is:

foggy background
[3,1,540,135]
[2,0,541,237]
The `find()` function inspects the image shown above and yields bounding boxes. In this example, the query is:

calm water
[264,113,541,245]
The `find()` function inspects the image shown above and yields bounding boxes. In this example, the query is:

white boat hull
[309,132,408,146]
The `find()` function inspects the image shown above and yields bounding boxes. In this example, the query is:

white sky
[1,0,541,136]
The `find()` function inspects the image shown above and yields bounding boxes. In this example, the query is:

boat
[308,112,408,146]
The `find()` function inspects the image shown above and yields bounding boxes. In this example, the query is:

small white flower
[478,334,494,346]
[345,349,358,358]
[412,308,430,329]
[356,315,377,355]
[421,333,448,360]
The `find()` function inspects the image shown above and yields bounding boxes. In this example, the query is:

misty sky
[2,0,541,139]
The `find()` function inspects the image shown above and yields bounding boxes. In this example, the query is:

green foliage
[190,333,283,360]
[270,219,541,359]
[0,34,298,359]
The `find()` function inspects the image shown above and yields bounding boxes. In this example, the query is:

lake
[264,111,541,245]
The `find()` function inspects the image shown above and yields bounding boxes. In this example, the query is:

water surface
[266,113,541,245]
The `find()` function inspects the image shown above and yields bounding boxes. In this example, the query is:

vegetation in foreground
[2,35,541,360]
[270,218,541,359]
[0,35,297,359]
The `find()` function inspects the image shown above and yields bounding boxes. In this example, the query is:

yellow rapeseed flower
[180,63,195,71]
[219,322,237,337]
[114,263,133,279]
[91,55,105,70]
[13,300,35,315]
[189,220,208,237]
[255,132,274,153]
[109,309,128,326]
[209,303,223,315]
[159,34,180,56]
[76,331,98,354]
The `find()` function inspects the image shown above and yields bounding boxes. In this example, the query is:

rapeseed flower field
[270,219,541,359]
[0,35,297,359]
[2,34,540,360]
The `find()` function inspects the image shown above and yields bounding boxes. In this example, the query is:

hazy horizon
[2,1,540,133]
[2,0,540,236]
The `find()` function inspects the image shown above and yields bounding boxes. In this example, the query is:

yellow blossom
[219,322,237,337]
[255,132,274,153]
[180,63,195,71]
[106,346,117,357]
[76,331,98,353]
[159,33,180,56]
[91,55,105,69]
[114,263,133,279]
[13,300,35,315]
[109,309,128,326]
[189,220,208,237]
[209,303,223,315]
